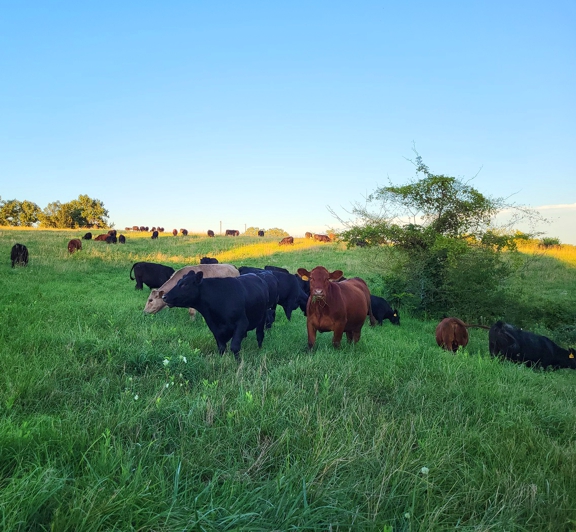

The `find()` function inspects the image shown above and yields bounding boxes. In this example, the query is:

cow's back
[337,278,372,328]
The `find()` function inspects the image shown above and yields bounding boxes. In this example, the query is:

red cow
[94,234,108,241]
[172,229,178,236]
[313,234,331,242]
[279,236,294,245]
[435,317,489,352]
[67,238,82,254]
[297,266,375,349]
[225,229,239,236]
[305,232,313,239]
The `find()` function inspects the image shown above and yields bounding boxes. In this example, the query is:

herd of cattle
[126,257,576,369]
[8,238,575,369]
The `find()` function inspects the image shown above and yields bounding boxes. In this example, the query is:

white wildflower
[420,466,429,475]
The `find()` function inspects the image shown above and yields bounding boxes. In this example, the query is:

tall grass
[1,229,575,531]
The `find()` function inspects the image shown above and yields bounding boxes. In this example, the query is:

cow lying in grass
[489,321,576,369]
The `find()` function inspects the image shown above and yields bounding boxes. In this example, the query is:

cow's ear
[297,268,310,280]
[157,291,164,298]
[329,270,344,281]
[195,271,204,283]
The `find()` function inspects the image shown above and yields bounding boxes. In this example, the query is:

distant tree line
[244,227,289,237]
[0,194,109,228]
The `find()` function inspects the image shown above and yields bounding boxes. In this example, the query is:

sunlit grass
[517,240,576,267]
[214,238,335,263]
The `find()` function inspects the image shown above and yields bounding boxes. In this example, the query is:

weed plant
[1,229,575,531]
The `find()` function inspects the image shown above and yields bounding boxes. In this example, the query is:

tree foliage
[38,195,109,228]
[335,152,543,320]
[244,226,289,237]
[0,198,41,226]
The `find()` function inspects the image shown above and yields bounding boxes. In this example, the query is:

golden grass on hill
[216,238,332,263]
[517,240,576,267]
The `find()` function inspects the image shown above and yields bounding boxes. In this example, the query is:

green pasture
[1,229,575,531]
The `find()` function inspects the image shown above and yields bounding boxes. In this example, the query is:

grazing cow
[151,227,156,232]
[258,230,265,237]
[118,234,126,244]
[130,262,175,290]
[144,263,240,317]
[265,265,310,301]
[180,229,188,236]
[157,227,164,233]
[225,229,239,236]
[105,234,117,244]
[207,230,215,237]
[94,234,108,241]
[279,236,294,245]
[489,321,576,369]
[238,267,279,329]
[162,271,268,361]
[305,232,313,239]
[132,226,140,231]
[151,230,159,239]
[172,229,178,236]
[370,295,400,325]
[10,243,29,267]
[436,317,490,352]
[67,238,82,254]
[313,234,331,243]
[82,232,92,240]
[200,257,219,264]
[139,226,146,232]
[125,227,131,231]
[297,266,375,349]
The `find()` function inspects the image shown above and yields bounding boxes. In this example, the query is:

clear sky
[1,1,575,242]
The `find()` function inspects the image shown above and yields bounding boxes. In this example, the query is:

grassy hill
[1,228,575,531]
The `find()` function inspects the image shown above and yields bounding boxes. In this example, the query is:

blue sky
[1,1,575,242]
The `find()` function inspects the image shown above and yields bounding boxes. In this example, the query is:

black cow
[151,230,159,239]
[82,232,92,240]
[242,266,307,319]
[207,230,215,237]
[238,267,279,329]
[11,243,29,268]
[162,271,268,360]
[264,265,309,310]
[129,262,175,290]
[108,229,117,237]
[370,295,400,325]
[258,230,265,237]
[180,229,188,236]
[489,321,576,369]
[118,234,126,244]
[105,234,117,244]
[200,257,219,264]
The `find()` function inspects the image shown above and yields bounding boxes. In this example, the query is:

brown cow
[94,234,108,241]
[225,229,239,236]
[67,238,82,254]
[297,266,375,349]
[435,317,490,352]
[172,229,178,236]
[313,234,331,242]
[279,236,294,245]
[207,230,215,237]
[305,232,313,239]
[143,263,240,318]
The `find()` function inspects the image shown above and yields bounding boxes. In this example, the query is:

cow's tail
[129,263,136,280]
[367,295,377,326]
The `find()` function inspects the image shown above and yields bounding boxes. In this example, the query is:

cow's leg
[332,325,345,348]
[230,319,249,361]
[345,331,354,343]
[255,316,266,348]
[306,321,317,350]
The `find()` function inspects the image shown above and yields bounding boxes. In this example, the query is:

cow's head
[568,348,576,369]
[298,266,343,300]
[390,309,401,325]
[162,271,204,308]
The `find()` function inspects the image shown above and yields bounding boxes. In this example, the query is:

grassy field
[1,228,575,531]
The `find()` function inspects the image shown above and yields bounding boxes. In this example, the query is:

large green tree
[0,198,41,226]
[335,153,542,320]
[38,195,109,228]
